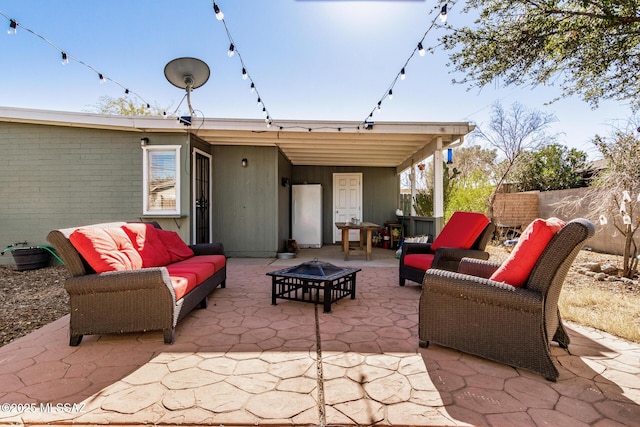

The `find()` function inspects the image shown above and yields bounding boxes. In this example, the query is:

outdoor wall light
[140,137,149,147]
[241,158,248,168]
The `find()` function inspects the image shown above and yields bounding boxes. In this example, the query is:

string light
[7,18,16,34]
[439,4,447,23]
[213,2,275,128]
[1,11,157,115]
[213,2,224,20]
[361,3,450,125]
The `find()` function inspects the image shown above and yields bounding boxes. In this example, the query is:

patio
[0,246,639,426]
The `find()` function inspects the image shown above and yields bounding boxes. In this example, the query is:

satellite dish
[164,57,210,120]
[164,57,210,90]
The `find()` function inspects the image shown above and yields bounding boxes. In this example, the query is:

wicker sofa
[418,218,595,381]
[47,221,226,346]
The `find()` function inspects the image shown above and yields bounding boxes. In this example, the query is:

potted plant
[1,242,54,271]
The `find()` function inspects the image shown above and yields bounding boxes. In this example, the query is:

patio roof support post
[410,161,416,217]
[433,137,444,235]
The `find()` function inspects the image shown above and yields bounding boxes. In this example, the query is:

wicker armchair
[418,218,595,381]
[399,212,495,286]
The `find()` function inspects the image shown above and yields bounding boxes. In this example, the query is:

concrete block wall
[492,192,539,227]
[492,187,626,256]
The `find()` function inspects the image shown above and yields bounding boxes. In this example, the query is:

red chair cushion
[156,229,194,263]
[404,253,435,270]
[121,223,172,268]
[490,217,566,287]
[69,226,142,273]
[430,211,490,251]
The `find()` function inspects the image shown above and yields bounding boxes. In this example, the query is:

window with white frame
[142,145,181,215]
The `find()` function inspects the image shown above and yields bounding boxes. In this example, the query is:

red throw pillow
[69,226,143,273]
[490,218,566,287]
[156,229,194,263]
[122,223,172,268]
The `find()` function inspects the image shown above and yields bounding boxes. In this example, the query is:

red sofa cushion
[69,226,142,273]
[167,261,217,294]
[404,253,435,270]
[490,217,566,287]
[430,211,490,251]
[121,223,172,268]
[156,229,194,263]
[168,272,198,300]
[173,254,226,271]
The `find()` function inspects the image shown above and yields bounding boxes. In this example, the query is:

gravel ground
[0,265,69,346]
[0,247,637,347]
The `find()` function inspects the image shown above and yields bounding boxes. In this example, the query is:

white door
[333,173,362,243]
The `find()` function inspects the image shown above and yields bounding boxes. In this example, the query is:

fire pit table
[267,259,361,313]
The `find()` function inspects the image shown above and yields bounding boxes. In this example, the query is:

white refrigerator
[292,184,323,248]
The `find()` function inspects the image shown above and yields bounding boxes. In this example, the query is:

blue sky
[0,0,633,159]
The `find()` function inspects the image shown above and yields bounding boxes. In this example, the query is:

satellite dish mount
[164,57,210,119]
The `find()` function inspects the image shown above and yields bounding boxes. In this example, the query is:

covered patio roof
[0,107,474,173]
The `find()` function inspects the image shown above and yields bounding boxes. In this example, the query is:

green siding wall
[277,151,293,252]
[292,166,400,244]
[211,145,279,257]
[0,122,189,265]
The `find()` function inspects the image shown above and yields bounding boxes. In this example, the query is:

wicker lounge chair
[399,211,495,286]
[418,218,595,381]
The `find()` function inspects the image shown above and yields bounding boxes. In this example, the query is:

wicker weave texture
[419,218,595,381]
[47,222,226,345]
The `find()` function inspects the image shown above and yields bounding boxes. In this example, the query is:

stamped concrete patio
[0,245,639,426]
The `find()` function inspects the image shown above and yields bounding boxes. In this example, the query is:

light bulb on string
[242,67,248,80]
[257,97,262,107]
[262,107,267,117]
[418,42,425,56]
[388,89,393,100]
[124,88,130,95]
[250,82,255,92]
[98,73,106,84]
[400,68,406,80]
[227,43,235,57]
[377,101,382,112]
[213,2,224,20]
[61,52,69,65]
[439,4,447,23]
[8,19,17,34]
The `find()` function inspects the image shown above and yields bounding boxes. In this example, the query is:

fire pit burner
[267,259,361,313]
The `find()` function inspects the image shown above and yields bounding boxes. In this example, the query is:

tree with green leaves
[561,121,640,277]
[512,143,588,191]
[471,101,558,219]
[413,162,460,217]
[445,145,497,218]
[88,96,166,116]
[442,0,640,110]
